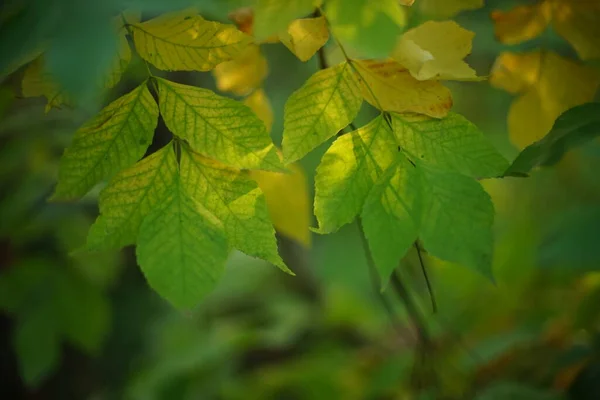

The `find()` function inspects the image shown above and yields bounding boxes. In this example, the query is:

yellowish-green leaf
[104,27,132,89]
[130,10,252,72]
[179,146,291,273]
[22,58,72,112]
[251,161,311,247]
[552,0,600,61]
[490,51,600,148]
[491,2,552,45]
[392,113,509,178]
[417,0,483,19]
[279,16,329,62]
[52,83,158,200]
[353,59,453,118]
[392,21,480,81]
[419,165,494,278]
[244,89,274,132]
[282,62,362,163]
[361,154,422,286]
[213,44,267,96]
[157,77,282,171]
[314,115,397,233]
[253,0,319,41]
[87,144,178,250]
[137,175,229,309]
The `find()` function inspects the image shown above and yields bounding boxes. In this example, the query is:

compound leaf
[282,62,362,163]
[52,83,158,200]
[314,115,397,233]
[86,144,178,250]
[392,113,508,178]
[137,175,229,309]
[157,77,282,171]
[131,10,252,72]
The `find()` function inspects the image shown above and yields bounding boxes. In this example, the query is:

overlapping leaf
[137,175,229,309]
[22,58,72,112]
[392,113,508,178]
[314,115,397,233]
[179,146,289,272]
[253,0,318,41]
[353,59,452,118]
[157,78,282,170]
[490,51,599,148]
[417,0,483,19]
[130,11,252,71]
[52,83,158,200]
[86,144,178,250]
[244,89,274,132]
[282,62,362,163]
[213,44,268,96]
[361,154,422,284]
[280,16,329,62]
[392,21,480,81]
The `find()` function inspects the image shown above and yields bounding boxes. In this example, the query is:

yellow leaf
[227,7,280,44]
[251,162,311,247]
[131,10,252,71]
[353,59,453,118]
[279,16,329,62]
[417,0,483,19]
[491,2,552,45]
[552,0,600,61]
[491,51,600,148]
[244,89,274,132]
[253,0,320,42]
[399,0,415,5]
[392,20,480,81]
[213,45,267,96]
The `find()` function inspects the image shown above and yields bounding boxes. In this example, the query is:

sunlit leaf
[282,62,362,163]
[86,144,178,250]
[179,145,290,272]
[213,44,268,96]
[419,165,494,278]
[505,102,600,176]
[251,161,311,247]
[392,113,508,178]
[137,174,229,309]
[52,83,158,200]
[392,21,480,81]
[353,59,452,118]
[490,51,599,148]
[253,0,318,41]
[130,10,252,71]
[361,154,422,285]
[244,88,274,132]
[157,77,282,170]
[491,2,552,45]
[279,16,329,62]
[314,115,397,233]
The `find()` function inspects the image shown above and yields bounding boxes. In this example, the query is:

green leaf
[253,0,318,41]
[130,10,252,72]
[136,174,229,309]
[179,146,290,272]
[86,144,178,250]
[361,154,422,285]
[157,77,282,171]
[505,102,600,176]
[419,165,494,277]
[282,62,363,163]
[392,113,508,179]
[314,115,397,233]
[52,83,158,200]
[13,305,61,387]
[21,57,72,112]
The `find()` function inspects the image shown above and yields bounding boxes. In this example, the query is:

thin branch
[415,242,437,313]
[390,270,431,347]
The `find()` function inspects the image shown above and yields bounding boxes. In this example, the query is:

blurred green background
[1,0,600,399]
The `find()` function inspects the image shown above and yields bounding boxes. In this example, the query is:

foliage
[1,0,600,398]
